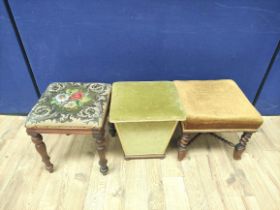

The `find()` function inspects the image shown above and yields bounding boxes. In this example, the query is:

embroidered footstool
[25,82,111,175]
[109,81,186,159]
[174,80,263,160]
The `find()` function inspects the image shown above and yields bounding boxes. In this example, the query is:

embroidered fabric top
[25,82,111,129]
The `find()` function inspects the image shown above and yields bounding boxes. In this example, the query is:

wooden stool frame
[177,123,255,161]
[26,118,114,175]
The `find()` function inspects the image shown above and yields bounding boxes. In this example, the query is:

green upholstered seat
[110,81,186,122]
[109,81,186,158]
[25,82,111,130]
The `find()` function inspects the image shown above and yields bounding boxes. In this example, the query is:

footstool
[174,80,263,160]
[109,81,186,159]
[25,82,111,175]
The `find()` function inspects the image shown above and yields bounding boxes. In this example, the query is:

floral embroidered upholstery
[26,82,111,129]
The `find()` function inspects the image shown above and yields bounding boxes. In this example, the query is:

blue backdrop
[256,47,280,115]
[1,0,280,114]
[0,0,38,114]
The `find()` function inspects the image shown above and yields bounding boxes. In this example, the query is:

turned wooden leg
[27,130,54,172]
[233,132,253,160]
[108,122,116,137]
[93,129,108,175]
[177,133,191,161]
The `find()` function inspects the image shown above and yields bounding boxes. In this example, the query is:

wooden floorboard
[0,115,280,210]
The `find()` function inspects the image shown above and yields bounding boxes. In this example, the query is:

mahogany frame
[177,122,255,161]
[26,111,114,175]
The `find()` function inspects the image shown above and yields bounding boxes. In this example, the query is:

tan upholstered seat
[174,80,263,132]
[26,82,111,130]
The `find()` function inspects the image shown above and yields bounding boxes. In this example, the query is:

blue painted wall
[0,0,38,114]
[9,0,280,101]
[256,49,280,115]
[0,0,280,114]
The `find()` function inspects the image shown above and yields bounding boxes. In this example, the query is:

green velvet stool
[109,81,186,159]
[25,82,111,175]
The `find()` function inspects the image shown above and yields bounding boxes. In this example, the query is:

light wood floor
[0,115,280,210]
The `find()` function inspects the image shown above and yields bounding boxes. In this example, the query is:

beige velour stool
[174,80,263,160]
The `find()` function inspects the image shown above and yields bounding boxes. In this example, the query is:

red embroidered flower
[70,92,83,100]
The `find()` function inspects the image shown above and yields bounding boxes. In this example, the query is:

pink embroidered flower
[70,92,83,100]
